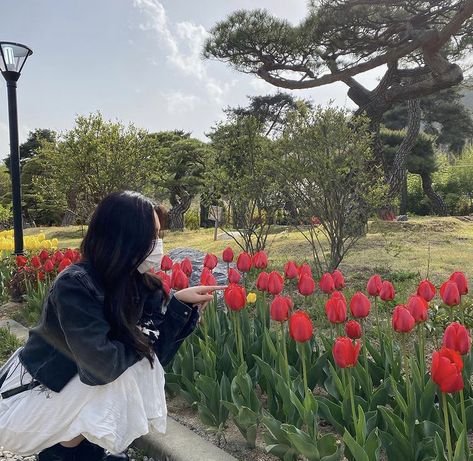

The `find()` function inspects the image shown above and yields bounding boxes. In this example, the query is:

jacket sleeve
[140,291,199,366]
[53,272,142,386]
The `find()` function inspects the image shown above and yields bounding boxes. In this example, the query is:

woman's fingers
[197,285,227,293]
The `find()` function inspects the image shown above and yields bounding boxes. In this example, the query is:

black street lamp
[0,42,33,255]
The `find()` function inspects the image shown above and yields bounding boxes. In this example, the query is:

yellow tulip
[246,292,257,304]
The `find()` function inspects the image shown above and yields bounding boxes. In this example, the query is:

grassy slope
[25,216,473,287]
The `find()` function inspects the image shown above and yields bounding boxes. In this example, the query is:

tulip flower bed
[160,248,472,461]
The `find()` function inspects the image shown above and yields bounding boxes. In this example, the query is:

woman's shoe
[75,439,129,461]
[37,443,77,461]
[104,452,129,460]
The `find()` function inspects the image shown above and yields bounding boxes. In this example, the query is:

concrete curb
[133,417,238,461]
[1,314,238,461]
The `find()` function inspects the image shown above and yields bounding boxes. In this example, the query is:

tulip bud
[268,271,284,295]
[171,269,189,290]
[16,255,27,267]
[449,272,468,296]
[228,268,241,284]
[160,255,173,272]
[43,259,54,273]
[181,258,193,277]
[333,337,361,368]
[349,292,371,318]
[431,347,464,393]
[417,279,436,302]
[284,261,299,280]
[407,295,428,323]
[345,320,362,339]
[224,284,247,311]
[253,251,268,269]
[236,252,252,272]
[203,253,218,271]
[39,250,49,262]
[270,296,291,322]
[367,274,383,297]
[325,297,347,324]
[58,257,72,273]
[247,292,257,304]
[256,272,269,292]
[298,263,312,278]
[379,281,395,301]
[332,270,345,289]
[440,281,461,307]
[443,322,471,356]
[222,247,234,263]
[319,273,335,294]
[289,311,313,342]
[31,256,41,269]
[392,305,415,333]
[298,274,315,297]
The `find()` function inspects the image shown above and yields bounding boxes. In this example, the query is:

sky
[0,0,383,159]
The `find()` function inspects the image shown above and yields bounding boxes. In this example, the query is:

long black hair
[80,191,163,366]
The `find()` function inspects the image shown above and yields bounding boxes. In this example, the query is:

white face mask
[137,238,164,273]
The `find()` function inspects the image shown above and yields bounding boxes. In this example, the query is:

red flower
[224,284,247,311]
[202,270,217,286]
[298,274,315,297]
[39,250,49,262]
[417,279,436,302]
[222,247,234,263]
[367,274,383,297]
[270,296,292,322]
[325,297,347,324]
[64,249,75,261]
[160,255,173,271]
[172,262,182,273]
[181,258,193,277]
[200,267,211,285]
[236,252,252,272]
[31,256,42,269]
[228,268,241,284]
[345,320,362,339]
[203,253,218,270]
[449,272,468,296]
[379,281,395,301]
[268,271,284,295]
[43,259,54,273]
[392,305,415,333]
[332,270,345,289]
[443,322,471,356]
[253,251,268,269]
[171,269,189,290]
[38,271,45,282]
[284,261,299,280]
[54,250,64,262]
[406,295,428,323]
[16,255,27,267]
[331,290,347,303]
[333,337,361,368]
[319,273,335,294]
[289,311,313,342]
[298,263,312,278]
[349,292,371,318]
[440,281,461,306]
[58,257,72,273]
[256,272,269,292]
[431,347,464,393]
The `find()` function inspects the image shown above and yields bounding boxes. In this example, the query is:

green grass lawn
[25,216,472,286]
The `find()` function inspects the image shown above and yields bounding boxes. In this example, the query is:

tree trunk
[400,174,408,215]
[168,191,192,231]
[420,171,449,216]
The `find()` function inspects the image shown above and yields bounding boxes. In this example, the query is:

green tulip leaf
[343,429,369,461]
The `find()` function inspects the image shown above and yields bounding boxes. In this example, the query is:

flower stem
[401,333,411,408]
[346,368,358,439]
[234,311,244,365]
[442,392,453,461]
[418,322,425,388]
[280,322,290,385]
[300,343,309,398]
[374,296,381,344]
[460,389,467,439]
[360,318,369,375]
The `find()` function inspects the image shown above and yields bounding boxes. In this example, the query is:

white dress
[0,347,167,456]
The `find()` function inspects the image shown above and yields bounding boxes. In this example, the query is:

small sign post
[209,206,223,241]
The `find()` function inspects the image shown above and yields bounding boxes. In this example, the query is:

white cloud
[133,0,230,105]
[162,91,199,114]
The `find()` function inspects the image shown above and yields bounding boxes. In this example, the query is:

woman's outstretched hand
[173,285,227,307]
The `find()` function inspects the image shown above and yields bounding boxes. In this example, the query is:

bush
[185,209,201,230]
[0,327,22,365]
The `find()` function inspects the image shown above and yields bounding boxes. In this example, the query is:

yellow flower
[246,292,257,304]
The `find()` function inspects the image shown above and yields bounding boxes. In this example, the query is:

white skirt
[0,348,167,456]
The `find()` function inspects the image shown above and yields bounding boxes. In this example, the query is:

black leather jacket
[19,261,199,392]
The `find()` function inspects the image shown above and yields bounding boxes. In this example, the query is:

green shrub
[185,209,200,230]
[0,327,22,365]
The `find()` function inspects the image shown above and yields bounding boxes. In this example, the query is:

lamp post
[0,42,33,255]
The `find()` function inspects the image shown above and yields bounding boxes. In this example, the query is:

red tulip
[203,253,218,270]
[431,347,464,393]
[331,290,347,303]
[325,297,347,324]
[171,269,189,290]
[256,271,269,292]
[222,247,234,263]
[449,272,468,296]
[349,292,371,318]
[200,267,212,285]
[319,273,335,294]
[38,271,45,282]
[268,271,284,295]
[181,258,193,277]
[31,256,42,269]
[160,255,173,271]
[16,255,27,267]
[284,261,299,280]
[440,281,461,306]
[43,259,54,273]
[39,250,49,262]
[298,274,315,296]
[236,252,252,272]
[172,262,182,273]
[392,305,415,333]
[367,274,383,297]
[58,257,72,273]
[270,296,292,322]
[155,270,171,285]
[417,279,436,302]
[202,271,217,286]
[54,250,64,262]
[64,249,75,261]
[332,270,345,289]
[289,311,313,342]
[224,284,247,311]
[443,322,471,356]
[253,251,268,269]
[407,295,428,323]
[298,263,312,278]
[228,268,241,284]
[333,337,361,368]
[379,281,395,301]
[345,320,362,339]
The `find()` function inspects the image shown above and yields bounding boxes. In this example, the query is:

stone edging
[0,312,238,461]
